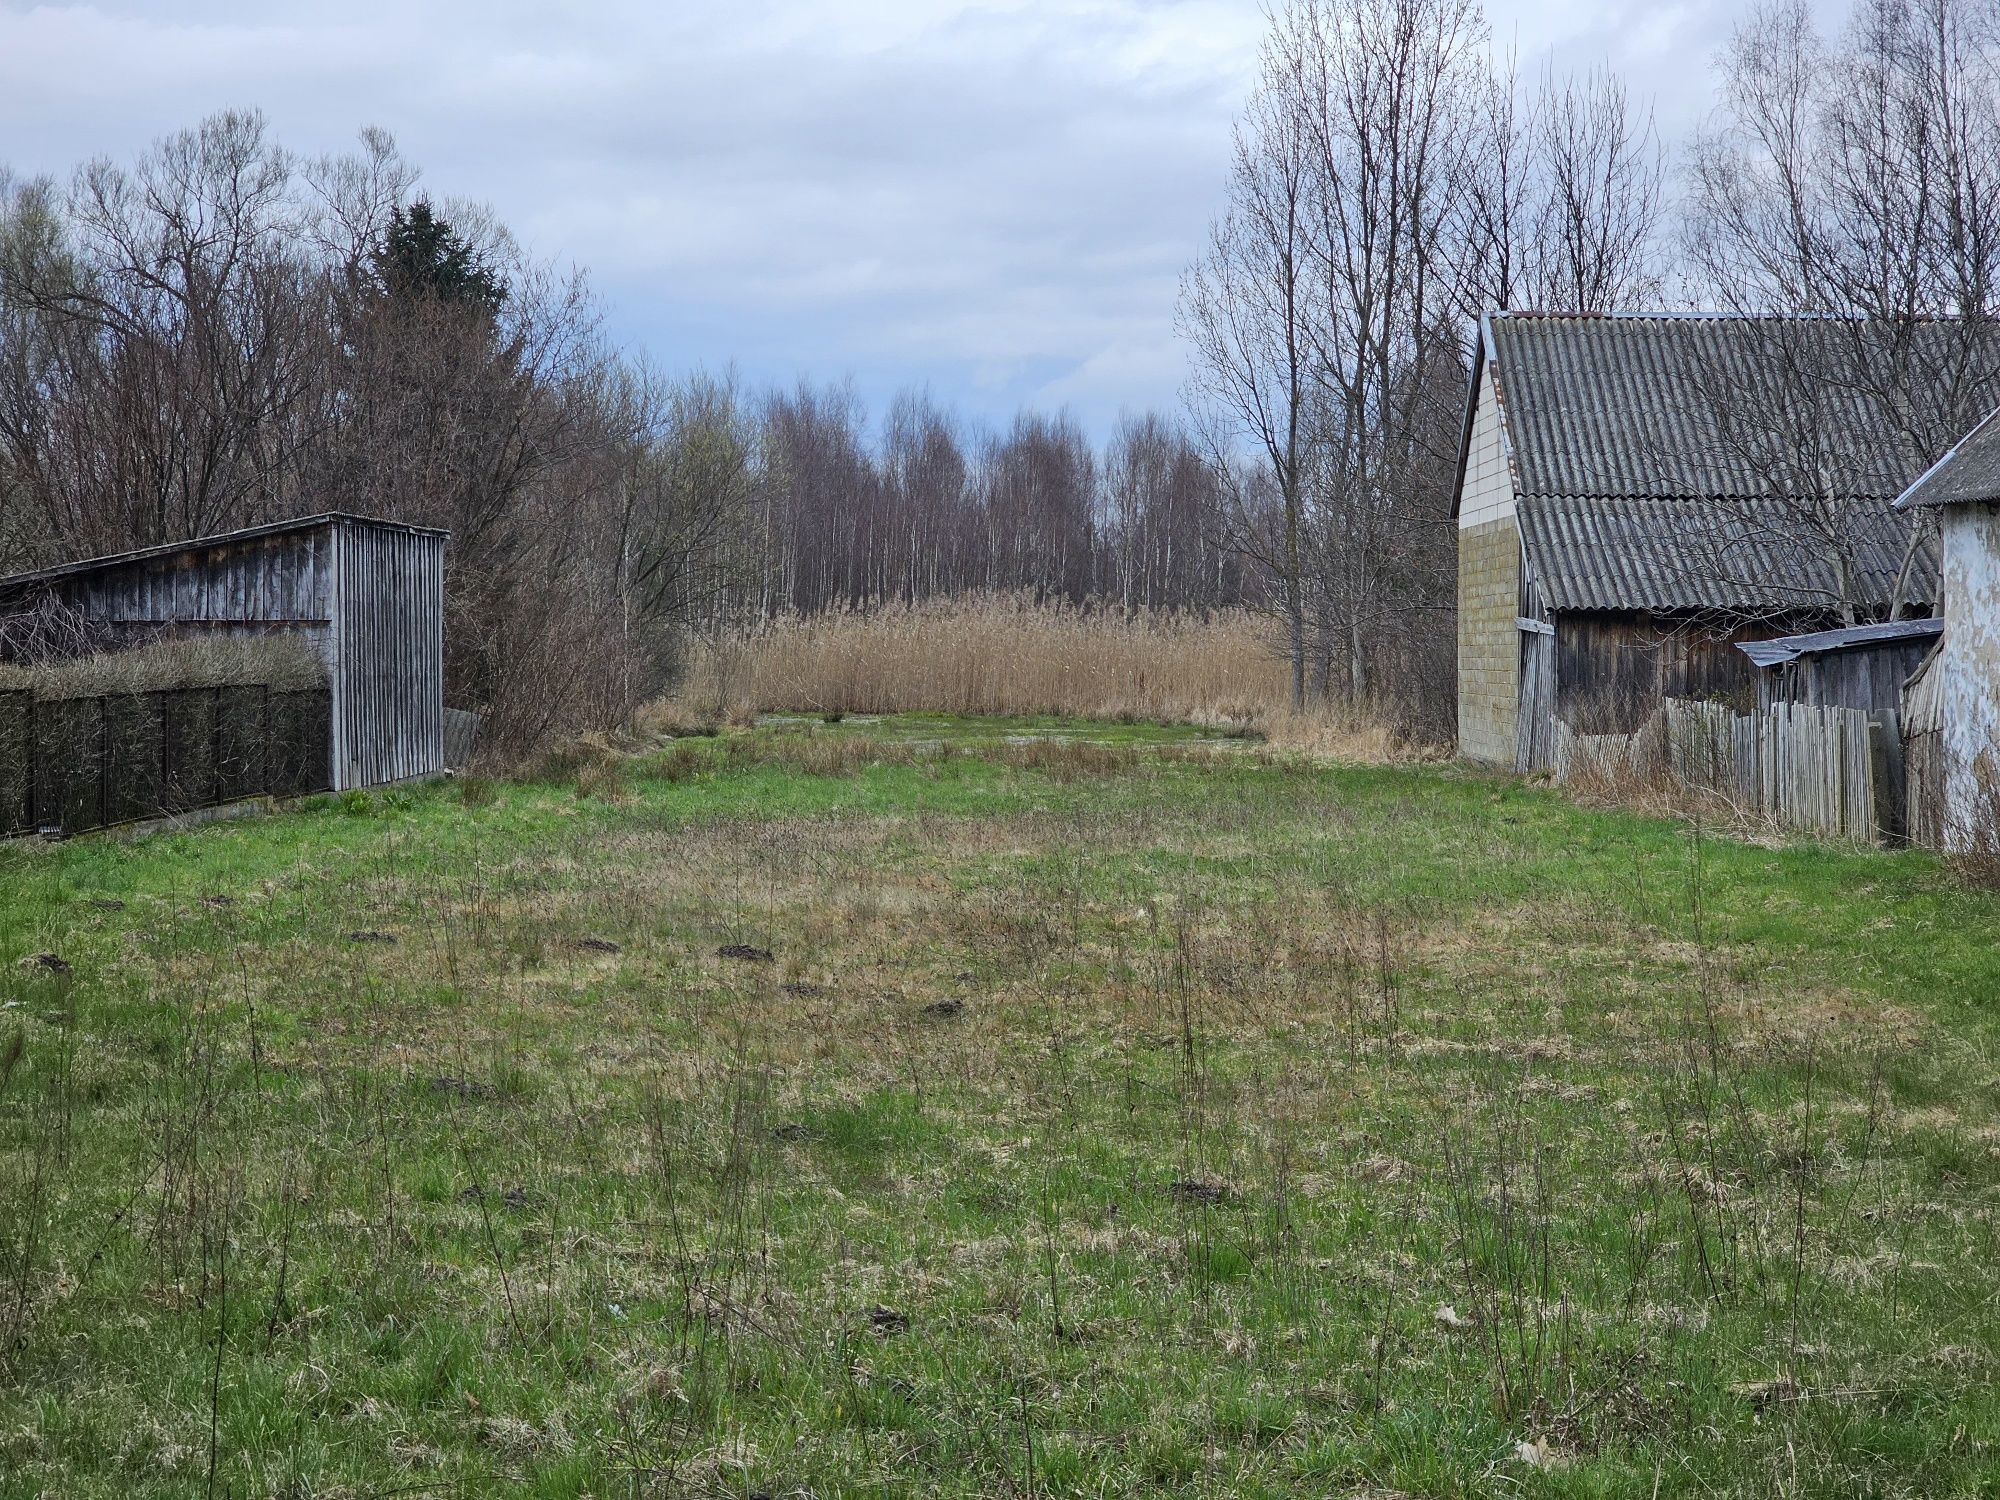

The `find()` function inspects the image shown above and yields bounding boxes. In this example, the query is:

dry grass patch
[674,596,1288,726]
[664,596,1433,758]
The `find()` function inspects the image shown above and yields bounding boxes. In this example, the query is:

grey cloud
[1,0,1781,437]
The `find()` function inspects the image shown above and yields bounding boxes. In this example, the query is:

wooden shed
[1736,617,1942,840]
[1737,618,1943,718]
[0,513,447,792]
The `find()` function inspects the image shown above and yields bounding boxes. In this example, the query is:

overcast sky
[0,0,1835,439]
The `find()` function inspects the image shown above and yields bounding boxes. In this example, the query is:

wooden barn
[0,513,447,792]
[1454,312,1946,772]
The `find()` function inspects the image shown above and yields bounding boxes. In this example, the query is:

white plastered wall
[1940,504,2000,847]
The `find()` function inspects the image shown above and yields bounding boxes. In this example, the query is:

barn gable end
[1455,352,1522,764]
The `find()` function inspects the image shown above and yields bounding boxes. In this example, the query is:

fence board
[442,707,482,771]
[1554,697,1884,842]
[0,691,29,834]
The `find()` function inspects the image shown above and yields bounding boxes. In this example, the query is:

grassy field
[1,716,1998,1497]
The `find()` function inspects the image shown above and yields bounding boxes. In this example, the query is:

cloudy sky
[0,0,1823,438]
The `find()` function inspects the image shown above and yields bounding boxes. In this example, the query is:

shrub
[649,743,708,784]
[573,757,630,802]
[0,633,326,700]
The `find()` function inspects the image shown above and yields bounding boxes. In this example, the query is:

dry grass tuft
[633,698,723,740]
[0,633,325,698]
[534,732,634,799]
[1256,705,1424,761]
[1942,759,2000,886]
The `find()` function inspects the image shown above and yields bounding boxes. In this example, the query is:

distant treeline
[0,115,1250,756]
[698,389,1254,619]
[6,0,1995,756]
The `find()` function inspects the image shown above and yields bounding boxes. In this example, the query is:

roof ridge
[1895,402,2000,509]
[1487,309,1967,324]
[0,513,449,592]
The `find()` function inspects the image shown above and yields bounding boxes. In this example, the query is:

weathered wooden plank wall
[62,529,330,632]
[1553,613,1812,734]
[1515,623,1558,773]
[331,520,445,790]
[1554,697,1885,842]
[1903,653,1947,850]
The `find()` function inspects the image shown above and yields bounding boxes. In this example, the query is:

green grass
[2,718,1999,1496]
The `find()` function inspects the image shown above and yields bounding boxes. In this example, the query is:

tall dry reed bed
[669,596,1408,756]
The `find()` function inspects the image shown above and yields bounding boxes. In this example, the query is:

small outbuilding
[1738,617,1942,841]
[1893,409,2000,850]
[0,513,447,793]
[1737,618,1943,719]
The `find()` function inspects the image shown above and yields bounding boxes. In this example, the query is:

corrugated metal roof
[1895,404,2000,509]
[1518,496,1936,614]
[0,513,448,594]
[1736,616,1942,669]
[1488,313,1994,501]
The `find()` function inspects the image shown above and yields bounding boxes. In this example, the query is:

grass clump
[455,773,498,808]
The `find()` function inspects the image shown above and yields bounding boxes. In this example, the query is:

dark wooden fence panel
[35,698,100,834]
[104,693,164,826]
[162,688,220,815]
[0,691,29,834]
[217,685,269,803]
[8,685,331,837]
[270,689,332,799]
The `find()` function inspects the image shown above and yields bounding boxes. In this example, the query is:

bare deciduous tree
[1180,58,1318,706]
[1182,0,1661,730]
[1684,0,2000,621]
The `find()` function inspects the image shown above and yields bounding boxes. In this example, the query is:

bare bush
[0,632,323,699]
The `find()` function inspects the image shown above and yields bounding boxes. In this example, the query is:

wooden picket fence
[1554,698,1887,842]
